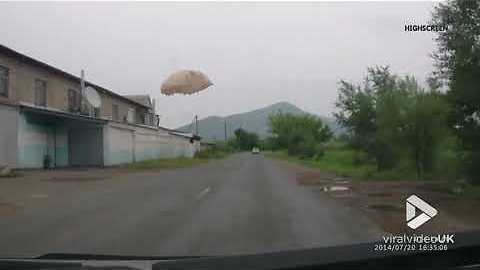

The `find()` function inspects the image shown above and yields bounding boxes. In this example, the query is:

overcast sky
[0,2,438,128]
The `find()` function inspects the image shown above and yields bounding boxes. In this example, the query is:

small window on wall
[34,79,47,107]
[94,107,100,118]
[68,89,80,112]
[0,65,8,97]
[139,113,146,124]
[127,108,135,123]
[144,114,150,125]
[112,104,119,121]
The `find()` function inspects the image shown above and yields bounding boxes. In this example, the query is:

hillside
[176,102,342,141]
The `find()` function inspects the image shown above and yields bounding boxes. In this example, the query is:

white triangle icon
[406,195,437,229]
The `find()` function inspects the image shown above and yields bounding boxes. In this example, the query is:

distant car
[252,147,260,154]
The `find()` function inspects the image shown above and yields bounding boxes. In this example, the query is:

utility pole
[80,69,85,113]
[195,115,198,135]
[224,119,227,141]
[80,70,85,95]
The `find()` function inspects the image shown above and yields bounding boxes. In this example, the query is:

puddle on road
[330,193,354,198]
[322,185,353,198]
[332,177,349,182]
[323,186,350,192]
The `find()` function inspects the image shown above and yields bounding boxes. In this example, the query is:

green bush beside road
[268,138,461,182]
[195,142,234,159]
[128,143,233,170]
[127,157,208,170]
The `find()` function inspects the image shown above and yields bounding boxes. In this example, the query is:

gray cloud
[0,2,437,127]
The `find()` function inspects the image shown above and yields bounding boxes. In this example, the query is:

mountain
[176,101,342,141]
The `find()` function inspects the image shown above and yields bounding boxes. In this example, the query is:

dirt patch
[44,175,108,182]
[296,171,332,185]
[367,203,402,212]
[291,164,480,234]
[331,180,480,233]
[295,171,350,185]
[8,168,133,183]
[0,202,19,216]
[367,192,393,198]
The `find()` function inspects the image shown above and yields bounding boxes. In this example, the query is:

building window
[34,79,47,107]
[139,113,146,124]
[144,114,150,125]
[144,113,154,126]
[68,89,80,112]
[94,107,100,118]
[0,65,8,97]
[127,108,135,123]
[112,104,119,121]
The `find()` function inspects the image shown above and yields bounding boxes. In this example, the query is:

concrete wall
[17,111,49,168]
[134,129,170,161]
[16,111,70,168]
[103,122,200,166]
[0,104,18,167]
[103,123,134,166]
[165,135,200,158]
[12,112,201,168]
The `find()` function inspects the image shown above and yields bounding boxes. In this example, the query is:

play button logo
[406,195,438,229]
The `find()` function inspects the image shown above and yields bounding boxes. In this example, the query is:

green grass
[267,142,421,180]
[268,138,480,203]
[268,145,463,181]
[127,157,208,170]
[314,144,377,178]
[127,147,232,170]
[267,148,377,179]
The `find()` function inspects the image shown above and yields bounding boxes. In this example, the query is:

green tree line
[266,0,480,184]
[334,66,450,179]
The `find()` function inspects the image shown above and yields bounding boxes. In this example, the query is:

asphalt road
[0,153,383,258]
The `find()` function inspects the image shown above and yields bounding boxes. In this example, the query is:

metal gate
[68,127,103,166]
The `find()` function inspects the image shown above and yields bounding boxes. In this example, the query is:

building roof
[0,44,149,109]
[124,95,152,109]
[19,102,107,124]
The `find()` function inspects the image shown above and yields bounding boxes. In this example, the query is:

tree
[334,66,403,170]
[432,0,480,181]
[401,80,449,179]
[334,79,377,154]
[368,66,404,170]
[335,66,450,177]
[268,113,331,158]
[232,128,259,151]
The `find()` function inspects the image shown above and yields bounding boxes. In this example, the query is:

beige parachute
[161,70,213,96]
